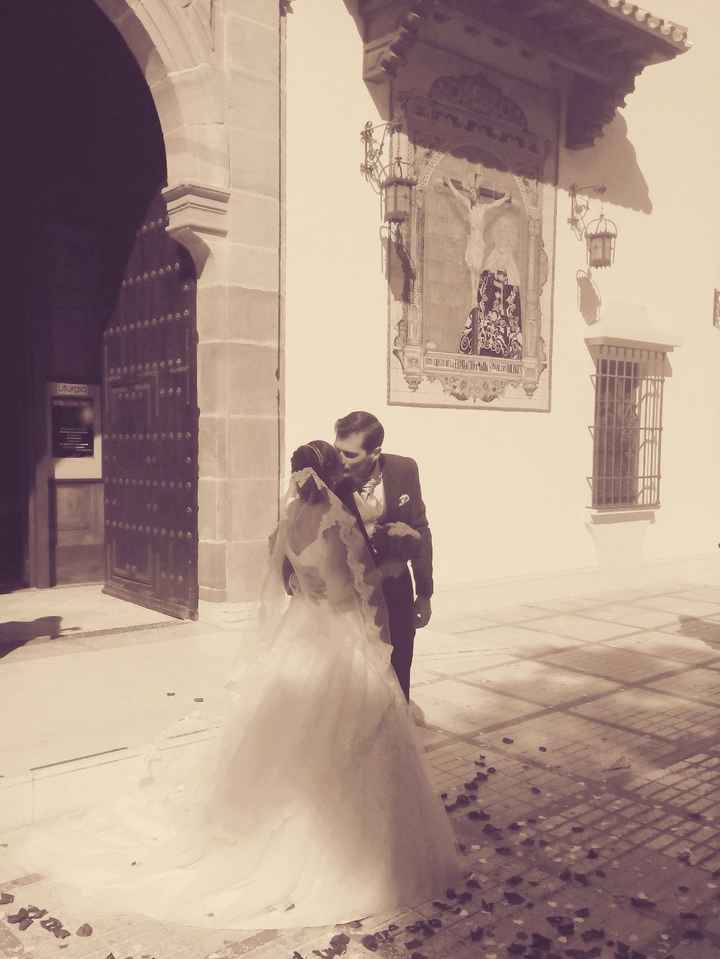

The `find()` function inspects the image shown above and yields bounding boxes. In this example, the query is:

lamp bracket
[568,183,607,241]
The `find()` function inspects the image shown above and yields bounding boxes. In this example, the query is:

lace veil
[256,467,391,650]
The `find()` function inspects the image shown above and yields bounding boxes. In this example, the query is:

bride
[11,441,464,930]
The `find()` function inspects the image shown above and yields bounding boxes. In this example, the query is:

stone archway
[92,0,230,193]
[93,0,288,609]
[92,0,248,607]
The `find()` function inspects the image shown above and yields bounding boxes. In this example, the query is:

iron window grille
[588,344,666,510]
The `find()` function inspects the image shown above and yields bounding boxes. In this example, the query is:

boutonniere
[398,493,410,507]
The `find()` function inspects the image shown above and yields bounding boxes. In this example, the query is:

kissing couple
[13,411,464,930]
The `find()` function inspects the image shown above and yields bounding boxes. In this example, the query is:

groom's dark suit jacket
[373,453,433,599]
[339,453,433,701]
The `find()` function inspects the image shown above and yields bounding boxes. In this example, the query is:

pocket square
[398,493,410,507]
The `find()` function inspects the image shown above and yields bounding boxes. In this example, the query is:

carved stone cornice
[359,0,691,148]
[400,71,545,161]
[163,181,231,274]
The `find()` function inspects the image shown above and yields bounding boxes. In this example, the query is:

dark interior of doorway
[0,0,166,588]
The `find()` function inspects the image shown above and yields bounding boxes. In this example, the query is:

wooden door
[102,195,199,619]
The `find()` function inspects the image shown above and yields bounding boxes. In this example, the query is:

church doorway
[0,0,199,618]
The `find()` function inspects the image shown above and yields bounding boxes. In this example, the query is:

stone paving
[4,575,720,958]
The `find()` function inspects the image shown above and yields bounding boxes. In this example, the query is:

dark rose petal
[682,930,703,941]
[532,932,552,948]
[0,893,14,905]
[630,896,656,910]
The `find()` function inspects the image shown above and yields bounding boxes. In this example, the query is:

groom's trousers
[383,570,416,701]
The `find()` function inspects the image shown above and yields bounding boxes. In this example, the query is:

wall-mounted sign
[51,382,91,397]
[713,289,720,329]
[51,394,95,458]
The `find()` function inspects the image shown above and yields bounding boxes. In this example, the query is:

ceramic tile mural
[389,66,560,411]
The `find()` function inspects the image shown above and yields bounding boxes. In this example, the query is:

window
[588,342,667,510]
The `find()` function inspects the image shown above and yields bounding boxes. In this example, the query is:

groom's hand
[385,521,421,541]
[414,595,432,628]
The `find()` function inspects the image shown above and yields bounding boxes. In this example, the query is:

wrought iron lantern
[585,212,617,269]
[360,119,417,263]
[383,165,415,225]
[569,184,618,270]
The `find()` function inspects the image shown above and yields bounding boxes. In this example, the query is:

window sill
[587,508,657,525]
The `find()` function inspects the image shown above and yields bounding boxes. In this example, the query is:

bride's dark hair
[290,441,341,503]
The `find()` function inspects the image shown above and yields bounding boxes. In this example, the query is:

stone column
[220,1,284,603]
[163,1,285,606]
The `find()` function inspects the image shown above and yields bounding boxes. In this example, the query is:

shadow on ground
[676,615,720,649]
[0,617,71,659]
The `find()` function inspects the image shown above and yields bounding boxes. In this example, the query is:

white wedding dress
[12,469,463,929]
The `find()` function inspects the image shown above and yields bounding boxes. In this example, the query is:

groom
[333,411,432,706]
